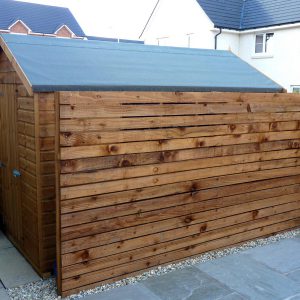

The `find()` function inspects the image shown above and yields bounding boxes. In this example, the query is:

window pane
[256,35,264,44]
[255,34,264,53]
[293,87,300,94]
[255,43,263,53]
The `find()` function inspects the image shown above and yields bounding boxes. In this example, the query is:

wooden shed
[0,33,299,296]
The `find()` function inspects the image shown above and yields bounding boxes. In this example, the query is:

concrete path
[83,234,300,300]
[0,231,40,299]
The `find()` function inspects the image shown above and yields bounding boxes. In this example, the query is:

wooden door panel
[0,84,22,244]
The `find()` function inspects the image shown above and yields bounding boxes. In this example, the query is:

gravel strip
[7,228,300,300]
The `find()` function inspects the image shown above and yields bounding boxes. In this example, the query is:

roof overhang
[212,21,300,34]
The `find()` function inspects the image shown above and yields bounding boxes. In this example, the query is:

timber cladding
[56,91,300,296]
[0,51,56,276]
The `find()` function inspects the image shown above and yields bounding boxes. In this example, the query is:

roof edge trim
[31,84,284,94]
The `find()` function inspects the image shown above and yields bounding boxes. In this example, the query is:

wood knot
[153,167,159,173]
[190,183,198,196]
[185,245,196,251]
[200,224,207,233]
[184,215,194,224]
[270,122,278,130]
[158,139,167,145]
[63,132,72,138]
[159,153,166,162]
[108,145,118,153]
[70,105,76,110]
[120,159,131,167]
[229,124,236,131]
[252,210,259,219]
[197,141,205,147]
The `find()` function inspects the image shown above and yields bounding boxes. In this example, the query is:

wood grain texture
[56,91,300,296]
[0,52,55,277]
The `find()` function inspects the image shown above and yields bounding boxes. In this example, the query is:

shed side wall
[57,91,300,296]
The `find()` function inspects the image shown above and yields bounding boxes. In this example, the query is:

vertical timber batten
[55,92,62,294]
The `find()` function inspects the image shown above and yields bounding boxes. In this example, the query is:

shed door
[0,84,22,244]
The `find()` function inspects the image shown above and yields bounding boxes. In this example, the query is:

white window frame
[253,32,274,58]
[291,86,300,94]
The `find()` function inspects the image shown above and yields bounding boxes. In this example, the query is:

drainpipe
[214,28,222,50]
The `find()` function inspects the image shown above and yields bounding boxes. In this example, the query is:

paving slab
[0,289,10,300]
[287,269,300,284]
[244,239,300,273]
[285,294,300,300]
[220,293,247,300]
[81,284,161,300]
[0,247,40,288]
[0,231,13,251]
[142,266,233,300]
[196,254,300,300]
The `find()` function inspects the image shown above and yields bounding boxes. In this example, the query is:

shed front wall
[0,51,56,275]
[56,91,300,296]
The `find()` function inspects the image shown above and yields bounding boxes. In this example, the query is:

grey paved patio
[83,234,300,300]
[0,230,300,299]
[0,231,40,299]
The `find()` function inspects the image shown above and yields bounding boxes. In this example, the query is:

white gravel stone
[6,228,300,300]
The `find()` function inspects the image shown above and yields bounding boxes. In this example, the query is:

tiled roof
[196,0,244,30]
[197,0,300,30]
[0,0,85,36]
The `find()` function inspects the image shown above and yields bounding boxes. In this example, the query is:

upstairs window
[292,86,300,94]
[255,33,274,54]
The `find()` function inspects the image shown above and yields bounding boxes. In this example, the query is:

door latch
[12,169,21,178]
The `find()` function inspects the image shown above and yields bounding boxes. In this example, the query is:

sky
[17,0,158,39]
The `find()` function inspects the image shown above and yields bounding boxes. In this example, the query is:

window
[292,86,300,94]
[255,33,274,54]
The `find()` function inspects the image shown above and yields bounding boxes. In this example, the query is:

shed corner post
[54,91,62,295]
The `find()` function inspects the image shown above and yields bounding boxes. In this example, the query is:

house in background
[0,0,85,38]
[0,0,144,44]
[140,0,300,93]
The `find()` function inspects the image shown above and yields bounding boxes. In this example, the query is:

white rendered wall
[142,0,215,49]
[217,31,240,54]
[239,26,300,92]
